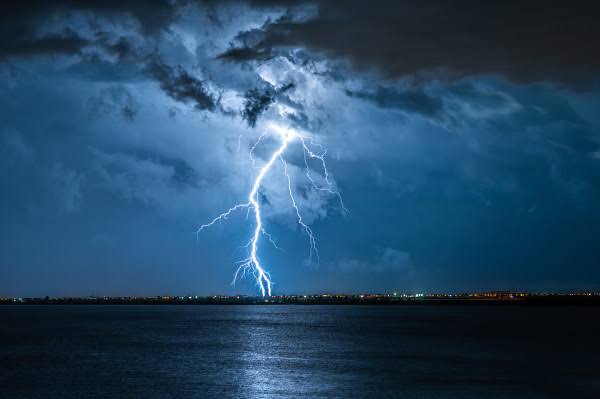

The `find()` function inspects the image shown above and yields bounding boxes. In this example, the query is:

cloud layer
[1,1,599,295]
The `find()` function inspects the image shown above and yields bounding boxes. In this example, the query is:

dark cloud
[0,0,179,60]
[237,0,600,88]
[217,23,279,62]
[146,59,217,112]
[345,86,445,121]
[242,82,294,127]
[242,87,276,127]
[100,36,136,62]
[345,80,594,132]
[77,0,179,34]
[5,0,599,89]
[217,47,274,63]
[0,32,90,60]
[4,0,178,32]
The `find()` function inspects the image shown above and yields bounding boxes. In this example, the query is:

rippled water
[0,305,599,398]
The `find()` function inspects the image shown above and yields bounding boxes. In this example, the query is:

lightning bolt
[196,123,346,296]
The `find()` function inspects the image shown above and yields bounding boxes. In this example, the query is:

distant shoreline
[2,294,599,306]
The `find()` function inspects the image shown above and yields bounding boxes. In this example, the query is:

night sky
[1,1,600,296]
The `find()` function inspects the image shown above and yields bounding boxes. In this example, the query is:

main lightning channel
[196,123,344,296]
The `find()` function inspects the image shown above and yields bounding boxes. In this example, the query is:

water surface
[1,305,598,398]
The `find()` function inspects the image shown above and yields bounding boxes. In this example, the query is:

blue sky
[1,1,599,296]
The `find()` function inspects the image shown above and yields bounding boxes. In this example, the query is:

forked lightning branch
[196,123,346,296]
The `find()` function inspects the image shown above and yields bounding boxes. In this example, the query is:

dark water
[0,305,599,398]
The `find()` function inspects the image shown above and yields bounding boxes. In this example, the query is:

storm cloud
[146,59,218,112]
[1,1,600,296]
[232,0,600,88]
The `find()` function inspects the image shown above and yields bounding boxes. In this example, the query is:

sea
[0,305,598,398]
